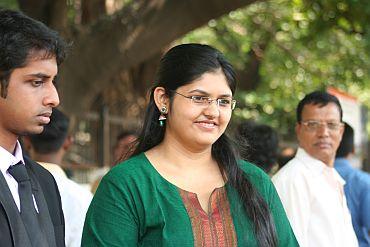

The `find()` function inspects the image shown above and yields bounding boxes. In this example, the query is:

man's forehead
[17,56,57,73]
[302,102,341,118]
[20,49,56,66]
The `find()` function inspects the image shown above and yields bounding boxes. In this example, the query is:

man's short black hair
[336,122,354,158]
[29,108,69,154]
[0,8,68,97]
[236,121,279,173]
[296,91,343,123]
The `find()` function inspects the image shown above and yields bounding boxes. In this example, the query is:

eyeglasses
[172,91,236,110]
[300,120,344,132]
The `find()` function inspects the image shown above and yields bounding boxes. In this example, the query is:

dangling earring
[159,106,167,127]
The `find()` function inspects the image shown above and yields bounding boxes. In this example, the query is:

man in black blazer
[0,9,67,247]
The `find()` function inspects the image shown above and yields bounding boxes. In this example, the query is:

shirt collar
[0,141,25,174]
[295,147,345,185]
[38,162,67,178]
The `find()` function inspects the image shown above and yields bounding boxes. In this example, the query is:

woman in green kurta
[82,44,298,247]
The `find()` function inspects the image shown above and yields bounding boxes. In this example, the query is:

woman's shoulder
[116,152,148,168]
[104,153,151,182]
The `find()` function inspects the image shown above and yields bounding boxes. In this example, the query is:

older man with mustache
[272,91,358,247]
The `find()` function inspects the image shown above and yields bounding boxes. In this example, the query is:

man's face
[0,56,59,142]
[296,103,344,166]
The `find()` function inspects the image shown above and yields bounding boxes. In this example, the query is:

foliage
[0,0,18,9]
[183,0,370,139]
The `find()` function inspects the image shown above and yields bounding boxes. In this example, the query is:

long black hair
[131,43,277,247]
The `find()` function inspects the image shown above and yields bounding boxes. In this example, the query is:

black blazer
[0,156,65,247]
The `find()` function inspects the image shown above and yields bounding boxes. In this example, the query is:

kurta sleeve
[81,173,139,247]
[272,174,311,246]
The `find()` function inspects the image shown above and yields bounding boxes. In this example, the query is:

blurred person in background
[236,121,280,175]
[277,146,297,168]
[90,130,137,194]
[112,130,137,164]
[25,108,92,247]
[335,122,370,247]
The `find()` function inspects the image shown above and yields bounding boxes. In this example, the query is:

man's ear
[153,87,169,112]
[295,122,300,135]
[295,123,301,145]
[62,135,73,151]
[337,123,345,144]
[0,80,8,98]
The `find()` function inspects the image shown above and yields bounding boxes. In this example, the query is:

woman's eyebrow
[188,89,208,94]
[187,89,232,97]
[218,94,232,98]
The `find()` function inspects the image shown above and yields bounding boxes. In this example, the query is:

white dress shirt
[0,141,34,211]
[39,162,92,247]
[272,148,358,247]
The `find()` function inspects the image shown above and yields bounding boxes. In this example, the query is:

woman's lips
[194,121,217,130]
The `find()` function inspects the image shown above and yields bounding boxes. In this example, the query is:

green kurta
[82,153,298,246]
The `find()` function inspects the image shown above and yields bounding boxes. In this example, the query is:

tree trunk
[81,0,107,25]
[18,0,67,32]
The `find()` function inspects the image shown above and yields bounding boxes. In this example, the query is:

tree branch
[59,0,255,113]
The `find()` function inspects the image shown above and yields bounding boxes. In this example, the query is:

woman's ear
[153,87,169,112]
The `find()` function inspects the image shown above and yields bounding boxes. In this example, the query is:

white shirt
[272,148,358,247]
[39,162,92,247]
[0,141,37,212]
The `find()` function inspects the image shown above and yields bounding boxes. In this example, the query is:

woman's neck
[149,136,214,170]
[144,134,225,198]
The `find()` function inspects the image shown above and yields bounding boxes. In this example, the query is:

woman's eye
[191,96,204,103]
[218,99,231,106]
